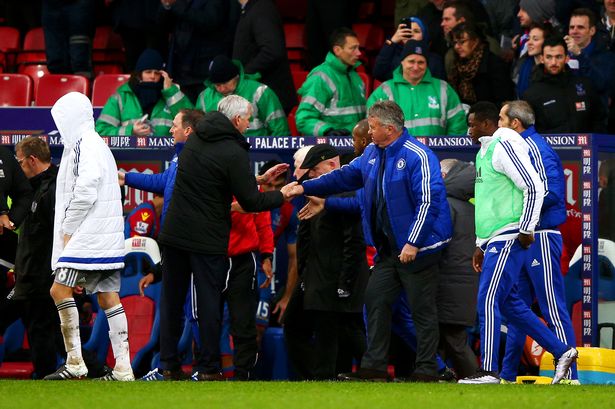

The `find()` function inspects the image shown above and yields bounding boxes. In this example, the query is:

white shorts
[53,267,121,294]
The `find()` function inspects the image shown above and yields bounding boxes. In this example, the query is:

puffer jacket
[302,129,452,257]
[195,60,289,136]
[51,92,125,271]
[296,52,366,136]
[95,82,193,136]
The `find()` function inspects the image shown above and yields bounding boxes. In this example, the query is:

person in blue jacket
[284,100,452,382]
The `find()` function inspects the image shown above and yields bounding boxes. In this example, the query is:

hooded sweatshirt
[51,92,125,271]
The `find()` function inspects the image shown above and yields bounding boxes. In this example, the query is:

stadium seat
[17,27,46,65]
[352,23,385,71]
[373,79,383,90]
[357,71,372,96]
[0,74,33,106]
[92,26,125,64]
[0,27,21,71]
[291,69,308,104]
[93,63,124,77]
[92,74,129,106]
[82,237,162,376]
[17,63,49,95]
[0,320,34,379]
[288,106,299,136]
[34,74,90,106]
[284,23,306,68]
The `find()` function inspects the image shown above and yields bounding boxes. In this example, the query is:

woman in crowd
[447,23,513,106]
[95,48,192,137]
[512,22,554,98]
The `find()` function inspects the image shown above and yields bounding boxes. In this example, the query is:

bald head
[352,119,371,156]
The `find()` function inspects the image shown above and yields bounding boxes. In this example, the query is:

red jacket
[228,206,274,258]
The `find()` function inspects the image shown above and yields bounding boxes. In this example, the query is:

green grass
[0,381,614,409]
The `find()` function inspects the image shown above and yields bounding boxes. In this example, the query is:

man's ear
[332,45,342,57]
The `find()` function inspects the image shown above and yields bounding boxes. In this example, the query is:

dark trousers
[159,245,228,374]
[42,0,94,76]
[224,252,259,378]
[361,254,440,376]
[284,285,366,380]
[0,296,61,378]
[438,323,478,379]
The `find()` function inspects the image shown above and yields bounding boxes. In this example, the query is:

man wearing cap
[196,55,290,137]
[295,27,366,136]
[96,48,193,137]
[284,143,368,380]
[368,40,466,136]
[284,101,452,382]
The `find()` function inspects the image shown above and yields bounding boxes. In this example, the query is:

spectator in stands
[286,101,452,383]
[523,36,606,133]
[512,22,554,98]
[396,0,429,26]
[441,1,502,75]
[159,0,239,103]
[155,95,288,381]
[232,0,296,115]
[514,0,560,60]
[368,40,466,136]
[565,8,615,109]
[296,27,366,136]
[42,0,95,78]
[483,0,517,49]
[438,158,478,380]
[448,23,514,106]
[417,0,448,57]
[124,194,164,239]
[106,0,168,72]
[196,55,290,137]
[600,0,615,50]
[96,49,193,137]
[46,92,133,381]
[373,16,446,82]
[284,144,368,380]
[8,137,60,379]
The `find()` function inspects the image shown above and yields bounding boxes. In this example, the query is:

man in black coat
[0,146,32,235]
[438,158,479,380]
[283,144,368,380]
[523,36,607,133]
[157,95,289,380]
[2,137,60,378]
[232,0,296,114]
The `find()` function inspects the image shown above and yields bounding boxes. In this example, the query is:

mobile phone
[140,114,148,122]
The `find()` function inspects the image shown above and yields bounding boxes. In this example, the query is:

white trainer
[458,371,501,384]
[552,348,579,385]
[44,363,88,380]
[96,368,135,381]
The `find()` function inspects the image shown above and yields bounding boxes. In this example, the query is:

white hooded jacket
[51,92,125,271]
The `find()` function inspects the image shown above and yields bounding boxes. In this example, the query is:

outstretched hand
[280,181,304,200]
[257,163,290,185]
[298,196,325,220]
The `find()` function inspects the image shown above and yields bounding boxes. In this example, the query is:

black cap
[209,55,239,84]
[135,48,164,72]
[400,40,429,62]
[300,144,339,169]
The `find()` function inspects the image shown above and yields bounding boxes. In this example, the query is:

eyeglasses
[452,38,470,46]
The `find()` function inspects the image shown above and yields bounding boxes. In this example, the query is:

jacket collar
[377,128,410,157]
[520,125,537,139]
[324,52,361,74]
[392,66,434,85]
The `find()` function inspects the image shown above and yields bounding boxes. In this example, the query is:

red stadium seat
[288,106,299,136]
[357,71,372,96]
[352,23,385,71]
[35,74,90,106]
[373,79,383,90]
[284,23,306,68]
[17,27,46,65]
[18,63,49,93]
[0,74,33,106]
[92,74,129,106]
[93,63,124,77]
[93,26,125,64]
[291,69,308,104]
[0,27,20,70]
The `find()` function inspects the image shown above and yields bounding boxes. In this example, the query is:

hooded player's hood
[50,92,96,148]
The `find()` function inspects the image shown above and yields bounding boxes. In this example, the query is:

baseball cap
[300,144,339,169]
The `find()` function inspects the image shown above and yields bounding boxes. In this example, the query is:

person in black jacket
[283,144,368,380]
[438,158,478,380]
[523,36,607,133]
[3,137,60,378]
[157,95,289,380]
[232,0,296,114]
[0,146,32,235]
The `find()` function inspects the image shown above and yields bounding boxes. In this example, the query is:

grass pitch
[1,381,613,409]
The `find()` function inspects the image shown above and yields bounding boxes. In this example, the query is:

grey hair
[440,158,458,175]
[217,95,251,120]
[367,100,404,131]
[503,100,535,128]
[293,145,312,163]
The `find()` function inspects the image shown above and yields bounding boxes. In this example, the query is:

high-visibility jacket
[95,82,192,136]
[196,61,290,137]
[367,67,467,136]
[296,52,366,136]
